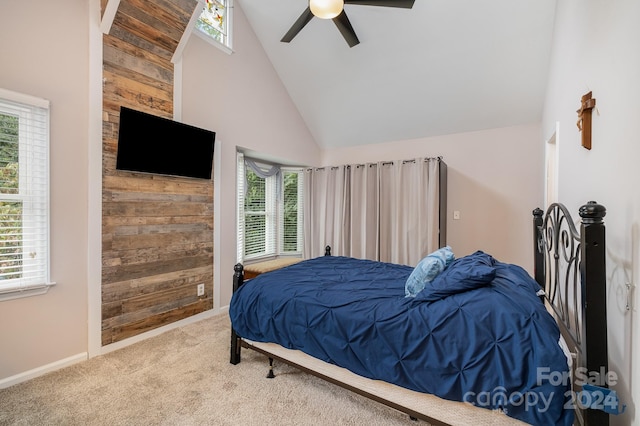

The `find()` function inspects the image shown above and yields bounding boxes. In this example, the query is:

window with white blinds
[0,88,53,300]
[236,152,304,263]
[280,170,304,253]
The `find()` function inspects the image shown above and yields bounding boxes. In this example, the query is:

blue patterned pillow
[405,246,455,297]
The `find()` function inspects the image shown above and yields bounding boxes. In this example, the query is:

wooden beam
[101,0,121,34]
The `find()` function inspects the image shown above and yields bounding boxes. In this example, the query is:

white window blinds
[242,161,277,259]
[236,152,245,263]
[280,169,304,254]
[0,88,53,300]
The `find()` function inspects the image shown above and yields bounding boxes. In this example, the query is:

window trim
[0,88,54,302]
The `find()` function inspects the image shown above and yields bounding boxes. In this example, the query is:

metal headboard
[533,201,608,426]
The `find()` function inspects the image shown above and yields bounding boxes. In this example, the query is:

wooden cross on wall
[577,91,596,150]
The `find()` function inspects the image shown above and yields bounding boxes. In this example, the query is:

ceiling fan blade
[344,0,415,8]
[333,11,360,47]
[281,7,315,43]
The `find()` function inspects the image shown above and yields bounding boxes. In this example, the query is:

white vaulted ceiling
[236,0,557,149]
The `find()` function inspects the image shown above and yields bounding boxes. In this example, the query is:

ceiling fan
[281,0,416,48]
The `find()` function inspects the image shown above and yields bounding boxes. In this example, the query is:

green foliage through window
[0,112,22,280]
[244,169,266,256]
[282,172,299,252]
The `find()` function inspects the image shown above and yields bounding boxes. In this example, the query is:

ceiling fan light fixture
[309,0,344,19]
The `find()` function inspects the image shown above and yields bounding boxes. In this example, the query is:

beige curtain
[304,158,440,265]
[303,166,348,258]
[378,158,440,266]
[349,164,379,260]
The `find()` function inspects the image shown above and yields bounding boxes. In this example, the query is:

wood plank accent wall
[101,0,212,345]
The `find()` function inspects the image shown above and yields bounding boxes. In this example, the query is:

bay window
[237,152,304,263]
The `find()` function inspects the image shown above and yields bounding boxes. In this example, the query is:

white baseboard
[0,352,88,389]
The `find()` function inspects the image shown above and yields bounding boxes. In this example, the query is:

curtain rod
[382,156,442,166]
[306,156,443,170]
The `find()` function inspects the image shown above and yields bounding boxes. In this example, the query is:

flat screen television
[116,106,216,180]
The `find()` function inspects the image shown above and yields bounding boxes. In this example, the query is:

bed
[229,201,611,425]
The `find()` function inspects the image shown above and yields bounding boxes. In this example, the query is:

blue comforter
[229,252,572,425]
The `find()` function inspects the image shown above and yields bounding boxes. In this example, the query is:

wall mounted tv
[116,106,216,180]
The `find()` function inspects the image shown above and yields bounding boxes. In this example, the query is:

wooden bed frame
[230,201,610,425]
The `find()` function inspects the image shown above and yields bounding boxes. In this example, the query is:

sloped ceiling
[236,0,557,149]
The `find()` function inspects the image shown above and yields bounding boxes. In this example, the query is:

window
[0,88,53,301]
[195,0,233,52]
[237,153,304,263]
[280,170,304,253]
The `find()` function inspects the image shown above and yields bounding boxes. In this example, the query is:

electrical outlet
[197,283,205,297]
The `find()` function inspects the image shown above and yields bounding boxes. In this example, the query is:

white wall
[0,0,90,380]
[180,3,321,307]
[543,0,640,424]
[323,123,544,270]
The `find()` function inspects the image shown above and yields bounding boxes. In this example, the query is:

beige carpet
[0,314,420,426]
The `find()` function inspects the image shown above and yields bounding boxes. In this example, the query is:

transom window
[195,0,233,51]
